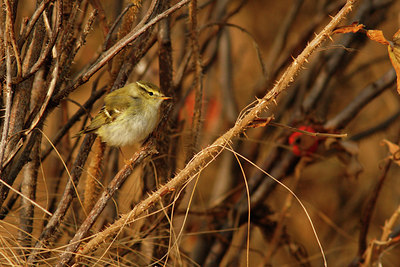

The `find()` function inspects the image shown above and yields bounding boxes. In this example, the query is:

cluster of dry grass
[0,0,400,266]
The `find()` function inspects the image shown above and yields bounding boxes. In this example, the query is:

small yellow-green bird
[79,81,170,146]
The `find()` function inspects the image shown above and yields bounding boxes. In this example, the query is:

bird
[78,81,171,147]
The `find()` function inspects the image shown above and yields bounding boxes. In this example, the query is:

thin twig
[324,69,396,129]
[88,0,109,38]
[52,0,190,105]
[27,133,97,264]
[103,3,135,52]
[15,0,62,84]
[40,87,106,161]
[4,0,22,79]
[350,110,400,141]
[360,205,400,266]
[18,0,53,49]
[73,9,98,60]
[357,143,396,261]
[261,157,307,266]
[265,0,304,80]
[25,8,60,136]
[270,122,347,138]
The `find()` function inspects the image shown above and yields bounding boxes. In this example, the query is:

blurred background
[1,0,400,266]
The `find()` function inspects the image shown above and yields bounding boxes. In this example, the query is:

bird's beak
[161,96,172,100]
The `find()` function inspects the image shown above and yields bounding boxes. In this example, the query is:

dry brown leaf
[247,117,274,128]
[392,29,400,43]
[334,22,400,94]
[366,30,390,45]
[388,47,400,94]
[381,139,400,166]
[387,35,400,94]
[333,22,365,34]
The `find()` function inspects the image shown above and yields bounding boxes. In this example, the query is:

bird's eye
[148,91,154,96]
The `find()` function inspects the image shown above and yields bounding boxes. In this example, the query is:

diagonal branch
[52,0,191,106]
[75,0,358,263]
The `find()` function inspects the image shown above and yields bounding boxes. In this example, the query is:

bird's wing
[103,88,133,111]
[103,88,142,115]
[79,108,111,134]
[79,88,140,135]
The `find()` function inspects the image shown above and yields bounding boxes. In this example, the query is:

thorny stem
[73,1,358,265]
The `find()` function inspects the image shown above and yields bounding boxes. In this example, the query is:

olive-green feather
[77,87,141,136]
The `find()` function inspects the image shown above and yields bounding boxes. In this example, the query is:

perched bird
[78,81,170,146]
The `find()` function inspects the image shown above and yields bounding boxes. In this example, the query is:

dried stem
[0,32,13,168]
[57,142,157,266]
[18,0,53,48]
[83,140,105,213]
[16,0,62,84]
[357,151,394,259]
[324,69,396,129]
[52,0,190,105]
[4,0,22,78]
[27,134,97,264]
[18,135,40,251]
[188,0,203,156]
[265,0,304,79]
[261,158,307,266]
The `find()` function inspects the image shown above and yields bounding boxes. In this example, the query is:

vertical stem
[18,134,41,252]
[0,28,13,168]
[188,0,203,157]
[4,0,21,78]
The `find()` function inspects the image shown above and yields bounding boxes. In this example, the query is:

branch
[76,0,358,262]
[27,133,97,264]
[52,0,191,106]
[57,143,157,266]
[188,0,204,157]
